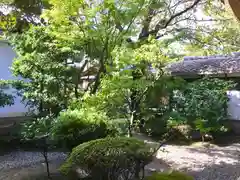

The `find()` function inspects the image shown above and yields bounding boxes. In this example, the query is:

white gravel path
[147,143,240,180]
[1,137,240,180]
[134,133,240,180]
[0,151,67,171]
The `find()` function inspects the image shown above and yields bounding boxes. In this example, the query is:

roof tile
[168,53,240,75]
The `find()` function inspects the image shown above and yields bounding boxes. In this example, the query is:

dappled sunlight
[156,143,240,171]
[134,133,240,179]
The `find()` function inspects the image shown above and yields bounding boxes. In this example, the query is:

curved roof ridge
[184,54,229,61]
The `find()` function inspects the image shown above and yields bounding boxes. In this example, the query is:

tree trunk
[39,79,44,115]
[43,147,50,179]
[63,59,68,109]
[91,61,105,94]
[127,121,132,137]
[127,111,135,137]
[74,70,80,99]
[225,0,240,21]
[201,134,205,142]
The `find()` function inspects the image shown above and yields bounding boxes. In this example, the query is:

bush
[144,115,168,137]
[173,78,235,135]
[51,108,115,150]
[108,118,129,136]
[146,171,194,180]
[60,137,153,180]
[21,115,56,178]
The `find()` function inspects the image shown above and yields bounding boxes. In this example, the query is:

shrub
[173,77,235,136]
[108,118,129,136]
[21,115,56,178]
[60,137,153,180]
[144,115,168,137]
[51,108,115,150]
[146,171,194,180]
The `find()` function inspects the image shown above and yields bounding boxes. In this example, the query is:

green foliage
[60,137,153,180]
[146,171,194,180]
[51,108,114,150]
[108,119,129,136]
[144,116,168,137]
[167,111,188,128]
[21,115,56,178]
[0,0,51,33]
[41,0,203,94]
[21,115,54,144]
[3,0,231,144]
[183,1,240,55]
[140,77,186,137]
[0,80,14,107]
[173,77,235,134]
[9,26,83,114]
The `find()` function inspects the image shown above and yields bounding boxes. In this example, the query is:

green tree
[21,115,55,178]
[0,0,51,33]
[10,26,84,115]
[182,0,240,56]
[82,38,176,136]
[43,0,203,93]
[33,0,208,136]
[173,77,235,141]
[0,81,14,107]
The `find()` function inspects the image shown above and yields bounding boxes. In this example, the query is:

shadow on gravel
[188,162,240,180]
[185,143,240,162]
[0,161,67,180]
[18,173,68,180]
[212,135,240,147]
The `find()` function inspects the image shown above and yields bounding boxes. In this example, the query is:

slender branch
[139,0,202,39]
[163,0,202,28]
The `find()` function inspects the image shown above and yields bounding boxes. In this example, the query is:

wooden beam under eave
[225,0,240,21]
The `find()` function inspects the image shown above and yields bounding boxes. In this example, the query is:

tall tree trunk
[39,78,44,115]
[42,145,50,179]
[127,111,135,137]
[63,59,68,108]
[74,72,80,99]
[91,37,109,94]
[75,59,88,97]
[91,60,106,94]
[129,67,144,130]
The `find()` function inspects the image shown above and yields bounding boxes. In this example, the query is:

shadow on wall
[0,116,32,139]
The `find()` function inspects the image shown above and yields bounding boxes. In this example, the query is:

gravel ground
[0,151,67,171]
[134,133,240,180]
[1,137,240,180]
[147,142,240,180]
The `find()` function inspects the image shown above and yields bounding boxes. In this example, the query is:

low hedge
[60,137,153,180]
[51,108,116,150]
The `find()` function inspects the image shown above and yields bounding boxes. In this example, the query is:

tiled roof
[167,52,240,76]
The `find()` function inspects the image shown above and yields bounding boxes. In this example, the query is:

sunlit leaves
[112,37,171,71]
[9,26,82,112]
[173,77,236,133]
[0,80,14,107]
[183,0,240,56]
[0,13,16,32]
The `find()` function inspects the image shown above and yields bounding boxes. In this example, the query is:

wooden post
[225,0,240,21]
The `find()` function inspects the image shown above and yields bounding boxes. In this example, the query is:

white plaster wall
[0,41,28,117]
[227,90,240,120]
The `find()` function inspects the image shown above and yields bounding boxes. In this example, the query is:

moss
[146,171,194,180]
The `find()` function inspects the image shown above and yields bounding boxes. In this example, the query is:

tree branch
[164,0,201,28]
[139,0,202,39]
